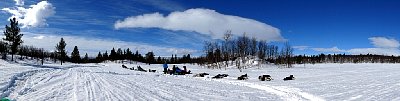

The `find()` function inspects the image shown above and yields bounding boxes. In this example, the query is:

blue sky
[1,0,400,56]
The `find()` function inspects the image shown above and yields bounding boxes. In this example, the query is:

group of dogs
[122,65,156,72]
[236,74,295,81]
[122,65,295,81]
[194,73,295,81]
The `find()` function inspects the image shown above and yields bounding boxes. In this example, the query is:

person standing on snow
[163,62,168,74]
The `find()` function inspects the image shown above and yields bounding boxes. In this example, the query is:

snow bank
[1,59,400,101]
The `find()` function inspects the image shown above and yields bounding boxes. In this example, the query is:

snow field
[1,59,400,101]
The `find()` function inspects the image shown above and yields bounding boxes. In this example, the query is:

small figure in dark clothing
[182,66,191,74]
[283,75,295,81]
[170,65,177,75]
[163,62,168,74]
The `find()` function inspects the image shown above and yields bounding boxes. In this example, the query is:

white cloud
[115,8,284,41]
[33,35,45,39]
[2,1,55,28]
[311,37,400,56]
[14,0,24,6]
[293,46,309,51]
[312,46,346,53]
[20,33,199,57]
[368,37,400,48]
[348,48,400,56]
[349,37,400,55]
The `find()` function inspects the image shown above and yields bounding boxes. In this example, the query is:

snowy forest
[2,18,400,66]
[3,0,400,100]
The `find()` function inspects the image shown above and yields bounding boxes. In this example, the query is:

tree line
[0,18,295,67]
[293,53,400,64]
[53,38,196,65]
[199,31,293,71]
[1,18,196,65]
[2,18,399,67]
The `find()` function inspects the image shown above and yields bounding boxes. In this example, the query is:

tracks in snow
[2,62,323,101]
[212,79,325,101]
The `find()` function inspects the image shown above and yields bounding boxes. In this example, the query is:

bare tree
[257,40,267,64]
[204,41,217,69]
[222,31,232,69]
[281,42,294,68]
[236,33,251,72]
[250,37,257,56]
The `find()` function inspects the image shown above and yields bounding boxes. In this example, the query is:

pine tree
[96,51,103,62]
[0,41,7,59]
[145,51,155,64]
[116,48,123,60]
[3,18,23,61]
[83,53,89,63]
[126,48,132,60]
[134,50,139,61]
[157,56,162,63]
[170,54,174,63]
[110,48,116,60]
[71,46,80,63]
[56,38,67,65]
[186,54,191,63]
[103,51,108,60]
[138,53,144,62]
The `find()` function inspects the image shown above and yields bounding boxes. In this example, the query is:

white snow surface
[1,59,400,101]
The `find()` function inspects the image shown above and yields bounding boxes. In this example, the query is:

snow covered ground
[1,59,400,101]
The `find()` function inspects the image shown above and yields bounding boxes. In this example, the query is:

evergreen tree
[3,18,23,61]
[186,54,191,63]
[83,53,89,63]
[103,51,108,60]
[134,50,139,61]
[126,48,132,60]
[157,56,162,63]
[170,54,174,63]
[110,48,116,60]
[55,38,67,65]
[96,51,103,62]
[145,51,155,64]
[71,46,81,63]
[116,48,123,60]
[174,54,177,63]
[0,41,7,59]
[138,53,144,62]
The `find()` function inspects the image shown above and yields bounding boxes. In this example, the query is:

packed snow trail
[2,59,400,101]
[212,79,325,101]
[0,61,284,101]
